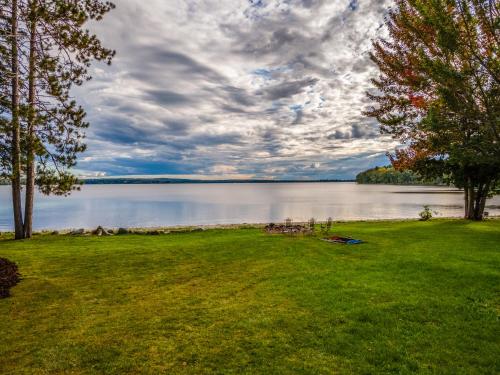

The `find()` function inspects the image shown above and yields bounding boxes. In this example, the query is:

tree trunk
[464,179,470,219]
[466,181,476,220]
[477,181,490,220]
[473,183,484,220]
[464,178,491,221]
[24,0,37,239]
[10,0,24,240]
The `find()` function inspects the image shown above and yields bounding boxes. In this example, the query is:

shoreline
[1,216,499,235]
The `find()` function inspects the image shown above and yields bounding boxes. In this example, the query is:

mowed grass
[0,220,499,374]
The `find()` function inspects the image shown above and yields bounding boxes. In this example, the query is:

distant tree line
[82,178,355,185]
[356,166,443,185]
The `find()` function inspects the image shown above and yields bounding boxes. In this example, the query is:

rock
[92,226,105,236]
[117,228,128,235]
[91,227,114,236]
[191,227,204,232]
[51,230,60,235]
[147,230,163,235]
[70,228,85,235]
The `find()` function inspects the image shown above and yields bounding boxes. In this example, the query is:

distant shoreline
[79,178,356,185]
[1,177,453,186]
[0,179,454,186]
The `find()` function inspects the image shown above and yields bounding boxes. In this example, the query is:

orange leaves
[409,93,427,109]
[390,145,434,171]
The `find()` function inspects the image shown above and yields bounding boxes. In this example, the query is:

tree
[9,0,23,239]
[355,165,442,185]
[365,0,500,220]
[0,0,115,238]
[1,1,23,236]
[0,3,11,178]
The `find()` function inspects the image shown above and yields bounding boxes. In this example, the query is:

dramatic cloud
[74,0,396,179]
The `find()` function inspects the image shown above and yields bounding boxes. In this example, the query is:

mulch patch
[0,258,21,298]
[264,223,313,235]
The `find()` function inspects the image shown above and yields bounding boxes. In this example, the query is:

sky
[74,0,397,180]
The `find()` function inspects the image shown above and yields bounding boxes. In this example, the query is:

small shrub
[325,217,333,233]
[419,205,434,221]
[308,218,316,232]
[0,258,21,298]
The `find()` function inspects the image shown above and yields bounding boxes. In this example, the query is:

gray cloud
[165,121,191,136]
[130,49,225,84]
[260,77,319,100]
[145,90,192,106]
[327,123,379,140]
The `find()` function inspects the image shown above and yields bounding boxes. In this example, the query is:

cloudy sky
[74,0,397,180]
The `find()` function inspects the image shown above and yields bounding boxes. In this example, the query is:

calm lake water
[0,183,499,231]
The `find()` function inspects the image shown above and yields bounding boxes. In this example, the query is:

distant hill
[356,166,443,185]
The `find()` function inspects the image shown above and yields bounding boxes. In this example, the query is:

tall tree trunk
[467,184,476,220]
[464,178,470,219]
[473,181,491,221]
[24,0,37,239]
[477,181,490,220]
[473,183,484,220]
[465,178,476,220]
[464,178,491,221]
[10,0,24,240]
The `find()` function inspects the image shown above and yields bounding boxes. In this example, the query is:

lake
[0,183,499,231]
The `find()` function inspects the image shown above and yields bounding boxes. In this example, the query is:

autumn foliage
[365,0,500,220]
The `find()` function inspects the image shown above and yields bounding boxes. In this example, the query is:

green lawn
[1,220,499,374]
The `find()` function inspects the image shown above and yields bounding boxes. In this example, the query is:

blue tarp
[322,236,363,245]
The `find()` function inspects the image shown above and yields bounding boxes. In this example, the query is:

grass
[1,219,499,374]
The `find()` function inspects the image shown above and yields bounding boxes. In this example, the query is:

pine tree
[0,2,11,177]
[10,0,23,238]
[0,0,115,238]
[365,0,500,220]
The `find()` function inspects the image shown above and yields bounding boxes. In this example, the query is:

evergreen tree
[8,0,23,238]
[365,0,500,220]
[0,0,115,238]
[0,3,11,177]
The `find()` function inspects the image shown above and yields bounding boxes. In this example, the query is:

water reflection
[0,183,499,230]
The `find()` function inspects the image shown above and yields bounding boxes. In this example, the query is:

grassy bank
[1,220,499,374]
